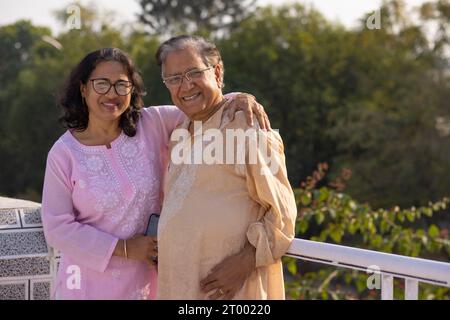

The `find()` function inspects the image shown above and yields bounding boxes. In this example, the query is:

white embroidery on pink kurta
[86,155,104,171]
[120,141,138,159]
[111,269,121,279]
[132,283,152,300]
[78,179,86,189]
[118,140,159,235]
[63,134,159,238]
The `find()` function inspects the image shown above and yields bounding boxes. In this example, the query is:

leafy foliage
[284,163,450,300]
[137,0,257,37]
[218,1,450,208]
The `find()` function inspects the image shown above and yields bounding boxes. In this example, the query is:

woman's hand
[114,235,158,266]
[199,242,256,300]
[226,93,272,130]
[128,235,158,266]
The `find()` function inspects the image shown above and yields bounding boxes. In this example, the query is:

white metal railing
[285,238,450,300]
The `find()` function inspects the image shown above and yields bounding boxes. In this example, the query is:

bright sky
[0,0,430,34]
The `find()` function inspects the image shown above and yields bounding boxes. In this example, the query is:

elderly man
[155,35,297,300]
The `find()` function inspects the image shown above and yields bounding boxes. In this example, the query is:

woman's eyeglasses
[90,78,133,96]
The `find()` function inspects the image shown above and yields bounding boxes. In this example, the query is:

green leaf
[318,187,329,202]
[411,242,421,257]
[355,279,366,293]
[344,273,353,284]
[368,220,377,234]
[348,219,358,234]
[330,227,343,243]
[406,211,415,222]
[371,235,383,247]
[315,212,325,225]
[423,208,433,217]
[380,220,389,233]
[300,192,312,206]
[388,211,396,222]
[298,219,309,233]
[328,208,337,219]
[287,261,297,275]
[319,229,329,241]
[428,225,439,238]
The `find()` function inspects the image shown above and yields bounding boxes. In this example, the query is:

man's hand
[199,242,256,300]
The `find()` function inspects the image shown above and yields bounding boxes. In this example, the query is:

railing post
[405,279,419,300]
[382,274,394,300]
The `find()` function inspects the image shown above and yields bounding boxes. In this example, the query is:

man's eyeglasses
[90,78,133,96]
[162,66,215,87]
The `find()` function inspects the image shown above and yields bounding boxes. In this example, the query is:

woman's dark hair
[58,48,146,137]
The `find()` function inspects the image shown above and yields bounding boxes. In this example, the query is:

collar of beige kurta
[181,98,231,138]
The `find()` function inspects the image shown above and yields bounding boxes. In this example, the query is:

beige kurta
[157,101,297,299]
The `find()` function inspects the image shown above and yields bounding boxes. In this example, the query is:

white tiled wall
[0,206,56,300]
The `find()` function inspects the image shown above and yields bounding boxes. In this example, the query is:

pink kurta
[41,105,184,300]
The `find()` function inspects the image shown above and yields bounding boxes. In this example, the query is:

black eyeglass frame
[89,78,134,96]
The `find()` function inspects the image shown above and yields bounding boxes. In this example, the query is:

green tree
[219,4,355,188]
[219,1,450,208]
[0,21,56,199]
[124,30,170,105]
[0,6,127,200]
[328,0,450,207]
[137,0,257,37]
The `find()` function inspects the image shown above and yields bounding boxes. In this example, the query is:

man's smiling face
[162,46,223,118]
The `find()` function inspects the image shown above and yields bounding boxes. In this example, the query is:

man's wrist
[242,242,256,269]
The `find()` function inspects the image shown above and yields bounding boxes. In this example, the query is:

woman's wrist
[236,92,256,101]
[113,239,125,258]
[124,239,128,259]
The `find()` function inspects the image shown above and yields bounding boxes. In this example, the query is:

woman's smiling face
[80,60,132,124]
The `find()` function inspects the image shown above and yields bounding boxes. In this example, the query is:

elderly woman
[41,47,269,299]
[155,35,297,300]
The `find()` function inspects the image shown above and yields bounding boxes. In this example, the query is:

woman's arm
[42,147,159,270]
[150,93,271,142]
[223,93,272,130]
[112,235,158,266]
[41,147,119,273]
